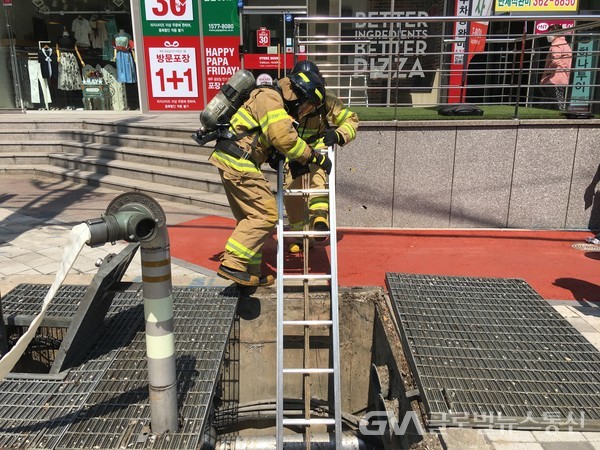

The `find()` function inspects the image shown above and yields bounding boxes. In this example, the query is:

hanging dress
[56,35,82,91]
[102,64,127,110]
[114,33,136,84]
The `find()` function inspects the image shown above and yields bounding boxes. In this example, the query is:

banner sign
[448,0,493,103]
[141,0,202,111]
[244,53,297,70]
[257,27,270,48]
[570,36,598,109]
[144,36,202,110]
[495,0,578,12]
[201,0,241,101]
[534,20,574,34]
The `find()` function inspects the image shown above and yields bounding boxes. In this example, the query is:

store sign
[201,0,241,101]
[534,20,574,34]
[3,0,12,6]
[244,53,297,70]
[144,37,202,110]
[495,0,578,12]
[141,0,198,36]
[141,0,202,111]
[570,37,598,109]
[256,27,270,48]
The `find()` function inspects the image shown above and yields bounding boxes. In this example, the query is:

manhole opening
[6,324,67,374]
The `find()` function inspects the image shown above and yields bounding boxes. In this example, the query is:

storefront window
[1,1,138,112]
[339,0,444,106]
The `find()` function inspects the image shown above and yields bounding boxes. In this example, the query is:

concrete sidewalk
[1,173,600,450]
[0,173,229,296]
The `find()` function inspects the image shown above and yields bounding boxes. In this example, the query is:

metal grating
[386,273,600,431]
[0,283,239,449]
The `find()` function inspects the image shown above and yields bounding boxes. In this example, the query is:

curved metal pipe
[84,192,178,434]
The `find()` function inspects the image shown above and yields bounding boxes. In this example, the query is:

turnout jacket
[297,91,359,148]
[210,77,313,173]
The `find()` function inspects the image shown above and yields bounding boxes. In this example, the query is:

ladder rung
[283,320,333,326]
[282,230,330,238]
[281,274,331,281]
[283,368,334,374]
[283,418,336,426]
[284,188,329,196]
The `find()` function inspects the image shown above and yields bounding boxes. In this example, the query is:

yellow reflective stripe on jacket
[309,196,329,211]
[339,122,356,140]
[231,107,260,129]
[259,108,289,132]
[213,150,260,173]
[334,108,351,126]
[226,237,257,262]
[286,137,308,159]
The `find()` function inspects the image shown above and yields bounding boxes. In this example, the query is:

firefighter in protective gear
[284,60,359,253]
[210,70,329,286]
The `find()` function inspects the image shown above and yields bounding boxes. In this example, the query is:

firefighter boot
[312,216,330,242]
[258,274,275,287]
[218,264,260,286]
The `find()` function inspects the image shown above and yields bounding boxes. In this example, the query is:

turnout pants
[218,166,278,276]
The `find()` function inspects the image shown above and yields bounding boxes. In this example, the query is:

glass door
[0,6,22,110]
[240,6,306,83]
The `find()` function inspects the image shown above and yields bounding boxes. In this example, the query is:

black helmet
[288,71,325,119]
[291,60,324,84]
[288,71,325,103]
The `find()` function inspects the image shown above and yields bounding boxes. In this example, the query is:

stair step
[0,164,231,213]
[48,153,226,193]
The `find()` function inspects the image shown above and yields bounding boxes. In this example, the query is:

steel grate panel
[0,284,239,449]
[386,273,600,431]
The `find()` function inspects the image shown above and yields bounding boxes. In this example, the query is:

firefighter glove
[289,160,311,179]
[309,150,332,175]
[266,149,285,171]
[324,129,344,146]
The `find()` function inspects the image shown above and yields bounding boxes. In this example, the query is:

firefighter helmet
[288,71,325,119]
[291,60,324,84]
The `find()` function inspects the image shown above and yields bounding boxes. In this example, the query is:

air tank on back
[198,69,256,133]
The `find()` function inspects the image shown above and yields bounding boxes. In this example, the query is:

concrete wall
[337,119,600,229]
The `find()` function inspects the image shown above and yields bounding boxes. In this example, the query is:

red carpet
[168,216,600,302]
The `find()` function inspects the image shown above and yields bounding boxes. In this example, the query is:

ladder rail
[276,158,286,448]
[327,145,344,449]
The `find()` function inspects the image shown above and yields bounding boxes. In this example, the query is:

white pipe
[216,432,375,450]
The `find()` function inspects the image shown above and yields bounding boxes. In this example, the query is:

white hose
[0,223,91,380]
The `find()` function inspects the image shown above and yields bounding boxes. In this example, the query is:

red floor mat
[169,216,600,302]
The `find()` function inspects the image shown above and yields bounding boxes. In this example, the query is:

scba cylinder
[198,69,256,133]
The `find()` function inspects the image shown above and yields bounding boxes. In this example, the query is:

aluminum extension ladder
[275,145,343,449]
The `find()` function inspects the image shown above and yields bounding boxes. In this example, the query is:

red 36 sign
[256,27,270,48]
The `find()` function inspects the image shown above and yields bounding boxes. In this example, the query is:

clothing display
[71,16,93,48]
[90,16,108,50]
[57,33,83,91]
[58,52,83,91]
[38,47,57,80]
[103,17,118,61]
[27,60,52,107]
[102,64,127,110]
[113,32,136,84]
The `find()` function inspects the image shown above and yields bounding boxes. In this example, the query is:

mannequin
[56,28,84,109]
[111,29,136,84]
